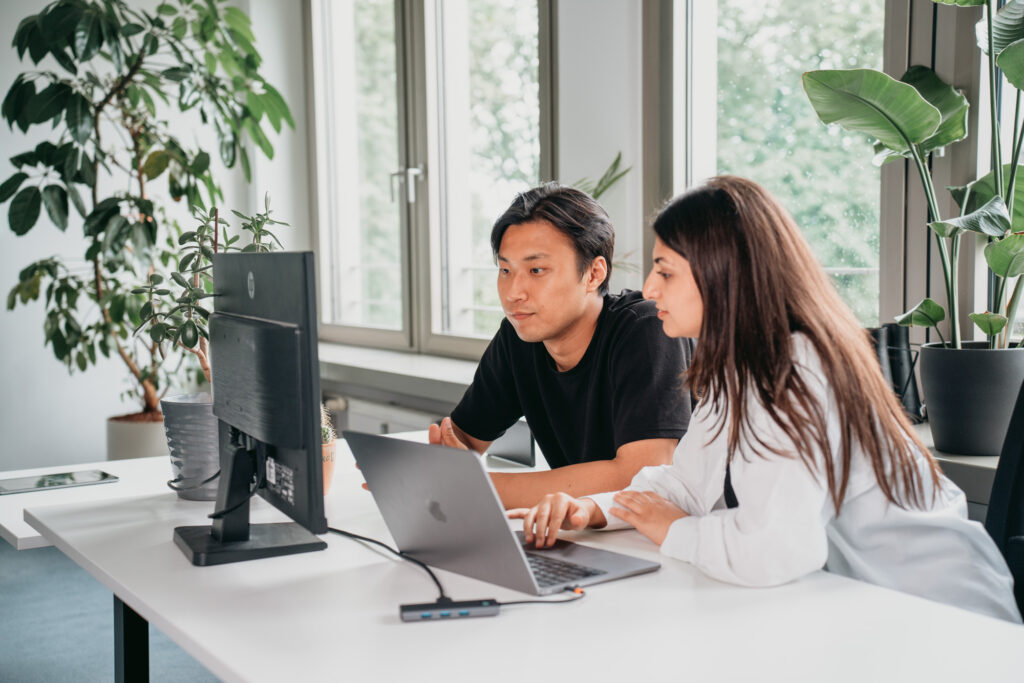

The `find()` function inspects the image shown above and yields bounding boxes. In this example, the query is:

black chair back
[984,378,1024,614]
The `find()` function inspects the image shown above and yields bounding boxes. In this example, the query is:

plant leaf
[190,151,210,175]
[984,232,1024,277]
[969,312,1009,336]
[979,0,1024,55]
[27,83,71,125]
[802,69,941,152]
[0,173,29,203]
[949,164,1024,228]
[74,11,102,62]
[9,186,41,235]
[66,184,86,218]
[142,150,169,180]
[896,66,969,155]
[65,93,93,144]
[930,196,1010,238]
[895,297,947,329]
[998,38,1024,90]
[262,83,294,129]
[180,319,198,348]
[42,185,68,231]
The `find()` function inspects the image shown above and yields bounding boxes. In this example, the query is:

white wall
[557,0,644,293]
[0,1,311,471]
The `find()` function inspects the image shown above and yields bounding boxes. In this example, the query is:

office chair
[984,378,1024,615]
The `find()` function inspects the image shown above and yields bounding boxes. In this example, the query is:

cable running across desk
[326,526,587,617]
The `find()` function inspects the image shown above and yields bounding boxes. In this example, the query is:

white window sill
[318,341,477,406]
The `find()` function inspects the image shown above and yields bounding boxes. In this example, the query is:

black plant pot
[920,342,1024,456]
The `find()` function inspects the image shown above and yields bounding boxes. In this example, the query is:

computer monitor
[173,251,328,566]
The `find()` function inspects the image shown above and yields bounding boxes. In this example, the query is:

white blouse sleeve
[659,449,831,587]
[596,340,837,587]
[659,349,836,587]
[588,422,725,531]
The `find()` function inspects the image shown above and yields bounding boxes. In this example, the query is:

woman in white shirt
[510,175,1021,623]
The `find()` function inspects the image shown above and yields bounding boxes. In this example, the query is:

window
[980,53,1024,344]
[675,0,885,326]
[311,0,551,356]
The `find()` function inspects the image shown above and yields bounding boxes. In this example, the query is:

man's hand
[508,493,606,548]
[428,417,469,450]
[608,490,688,546]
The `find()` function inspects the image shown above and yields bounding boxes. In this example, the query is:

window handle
[405,166,423,203]
[389,167,424,203]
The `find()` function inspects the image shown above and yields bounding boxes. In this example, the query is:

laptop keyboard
[525,552,606,587]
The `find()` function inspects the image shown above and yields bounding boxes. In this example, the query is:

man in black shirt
[430,183,694,508]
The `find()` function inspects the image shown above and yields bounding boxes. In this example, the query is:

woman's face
[642,236,704,339]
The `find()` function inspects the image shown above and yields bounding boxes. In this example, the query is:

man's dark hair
[490,182,615,295]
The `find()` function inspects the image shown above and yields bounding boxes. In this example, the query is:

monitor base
[173,522,327,566]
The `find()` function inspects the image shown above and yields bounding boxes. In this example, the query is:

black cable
[328,527,588,610]
[166,469,220,493]
[208,467,264,520]
[328,526,449,600]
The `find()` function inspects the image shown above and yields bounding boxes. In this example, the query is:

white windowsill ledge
[318,342,477,406]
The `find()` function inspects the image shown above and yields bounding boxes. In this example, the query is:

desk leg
[114,595,149,682]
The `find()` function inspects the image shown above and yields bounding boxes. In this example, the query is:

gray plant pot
[161,393,220,501]
[920,342,1024,456]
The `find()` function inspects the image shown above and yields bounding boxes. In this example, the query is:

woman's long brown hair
[654,176,941,512]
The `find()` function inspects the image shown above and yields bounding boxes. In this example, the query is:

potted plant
[802,0,1024,455]
[321,403,337,496]
[136,196,288,500]
[2,0,293,459]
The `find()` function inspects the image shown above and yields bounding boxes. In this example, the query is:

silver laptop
[344,430,660,596]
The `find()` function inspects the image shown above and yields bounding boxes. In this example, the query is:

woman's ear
[585,256,608,293]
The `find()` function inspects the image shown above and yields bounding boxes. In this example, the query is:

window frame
[307,0,556,361]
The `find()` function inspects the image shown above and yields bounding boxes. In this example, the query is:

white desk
[0,456,170,549]
[24,439,1024,683]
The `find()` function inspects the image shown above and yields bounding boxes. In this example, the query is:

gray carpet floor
[0,539,219,682]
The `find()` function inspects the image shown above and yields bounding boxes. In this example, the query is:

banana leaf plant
[802,0,1024,349]
[1,0,294,415]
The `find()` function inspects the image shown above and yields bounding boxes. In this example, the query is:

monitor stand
[173,440,326,566]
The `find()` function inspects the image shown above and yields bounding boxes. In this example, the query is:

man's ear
[585,256,608,293]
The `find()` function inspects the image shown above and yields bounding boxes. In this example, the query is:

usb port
[420,613,433,619]
[439,610,452,617]
[458,610,470,616]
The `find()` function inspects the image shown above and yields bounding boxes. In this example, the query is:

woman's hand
[608,490,689,546]
[508,493,606,548]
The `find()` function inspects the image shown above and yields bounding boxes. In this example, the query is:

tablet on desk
[0,470,119,495]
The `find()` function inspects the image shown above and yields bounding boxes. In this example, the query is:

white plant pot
[107,416,170,461]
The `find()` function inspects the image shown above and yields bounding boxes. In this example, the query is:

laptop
[486,419,535,467]
[344,430,660,596]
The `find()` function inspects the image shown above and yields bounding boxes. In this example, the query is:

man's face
[496,219,600,343]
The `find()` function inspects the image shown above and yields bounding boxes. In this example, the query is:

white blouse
[589,335,1022,623]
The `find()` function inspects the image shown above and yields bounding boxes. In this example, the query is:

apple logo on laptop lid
[428,500,447,523]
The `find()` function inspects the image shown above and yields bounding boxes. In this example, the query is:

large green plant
[1,0,293,414]
[802,0,1024,349]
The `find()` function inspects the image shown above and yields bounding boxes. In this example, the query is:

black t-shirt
[451,290,694,469]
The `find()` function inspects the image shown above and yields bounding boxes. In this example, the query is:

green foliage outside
[716,0,884,326]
